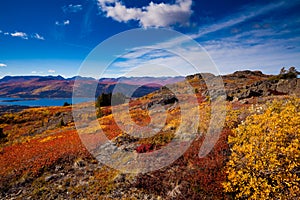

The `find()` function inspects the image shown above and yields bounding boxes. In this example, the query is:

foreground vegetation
[0,95,298,199]
[0,68,299,199]
[224,98,300,199]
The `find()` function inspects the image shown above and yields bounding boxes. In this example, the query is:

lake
[0,97,95,107]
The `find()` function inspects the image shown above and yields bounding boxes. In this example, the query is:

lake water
[0,97,95,107]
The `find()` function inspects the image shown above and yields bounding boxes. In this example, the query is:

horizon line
[0,68,283,80]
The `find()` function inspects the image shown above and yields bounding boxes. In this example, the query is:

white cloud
[11,31,28,39]
[55,20,70,26]
[201,32,300,74]
[48,69,56,73]
[130,1,293,50]
[106,1,300,77]
[31,70,44,74]
[97,1,300,77]
[0,63,7,67]
[109,33,300,77]
[109,45,213,77]
[32,33,45,40]
[98,0,193,28]
[62,4,83,13]
[64,20,70,25]
[3,30,44,40]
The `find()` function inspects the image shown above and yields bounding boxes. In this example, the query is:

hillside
[0,70,299,199]
[186,70,300,100]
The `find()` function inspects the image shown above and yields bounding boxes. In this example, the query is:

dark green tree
[95,92,126,107]
[271,66,299,80]
[63,102,71,106]
[0,128,5,139]
[0,128,8,143]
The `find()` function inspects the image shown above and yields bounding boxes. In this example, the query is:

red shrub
[0,130,91,181]
[183,129,232,198]
[136,143,155,153]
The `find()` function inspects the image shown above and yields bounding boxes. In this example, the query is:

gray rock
[45,174,57,182]
[227,78,300,101]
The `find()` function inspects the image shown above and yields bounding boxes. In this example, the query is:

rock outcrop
[227,78,300,101]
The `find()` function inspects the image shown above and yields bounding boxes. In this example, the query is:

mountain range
[0,75,184,98]
[1,70,299,100]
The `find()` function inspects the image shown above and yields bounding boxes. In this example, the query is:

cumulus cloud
[33,33,45,40]
[48,69,55,73]
[98,0,193,28]
[130,1,294,50]
[55,20,70,26]
[11,31,28,39]
[62,4,83,13]
[0,63,7,67]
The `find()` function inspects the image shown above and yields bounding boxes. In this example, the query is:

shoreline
[0,105,38,115]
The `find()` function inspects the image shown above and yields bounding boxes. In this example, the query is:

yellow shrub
[224,99,300,199]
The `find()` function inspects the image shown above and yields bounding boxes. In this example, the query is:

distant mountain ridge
[2,70,298,100]
[0,75,184,98]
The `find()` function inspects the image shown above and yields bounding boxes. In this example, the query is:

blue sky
[0,0,299,78]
